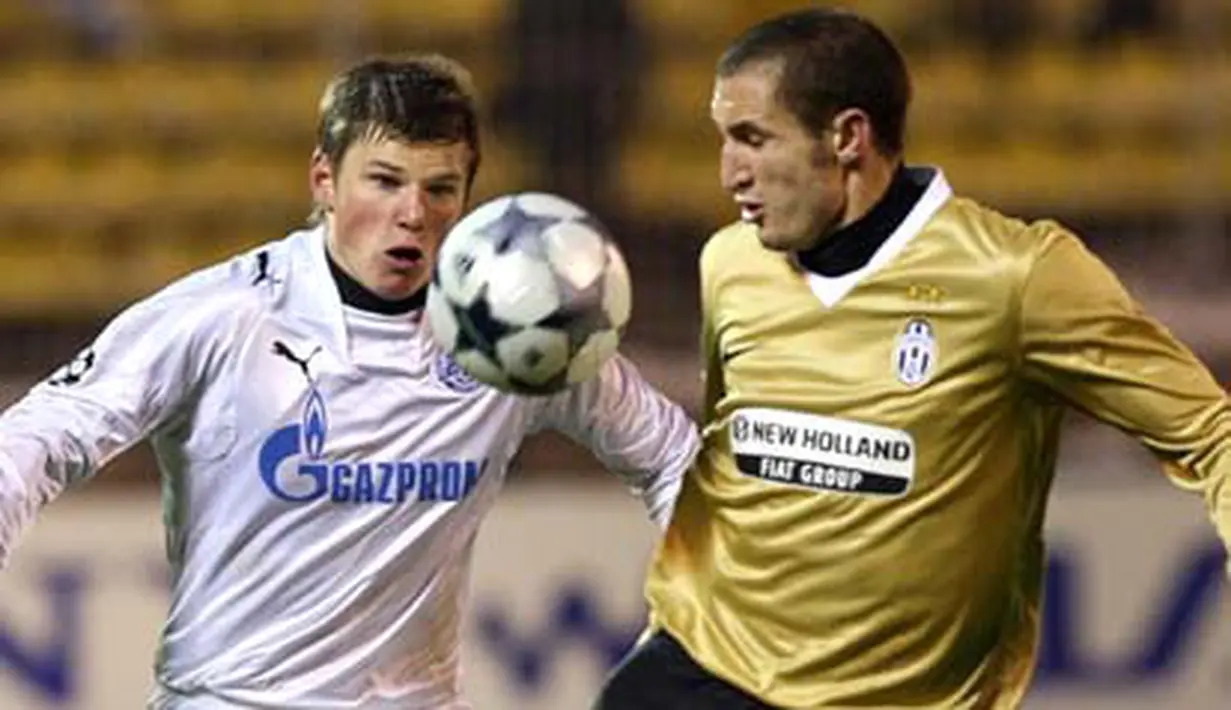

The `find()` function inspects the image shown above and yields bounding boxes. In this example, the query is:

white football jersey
[0,226,699,709]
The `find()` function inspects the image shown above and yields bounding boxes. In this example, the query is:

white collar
[282,225,351,360]
[805,167,953,308]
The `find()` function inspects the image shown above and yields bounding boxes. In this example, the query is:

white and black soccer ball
[426,192,632,395]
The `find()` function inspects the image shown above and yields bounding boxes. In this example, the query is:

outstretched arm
[0,286,225,566]
[537,355,700,528]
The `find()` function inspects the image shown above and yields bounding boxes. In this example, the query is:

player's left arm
[1018,225,1231,567]
[536,354,700,528]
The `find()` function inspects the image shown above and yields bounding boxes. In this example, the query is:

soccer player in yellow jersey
[593,7,1231,710]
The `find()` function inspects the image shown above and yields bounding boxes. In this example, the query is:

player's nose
[720,144,752,194]
[398,187,429,231]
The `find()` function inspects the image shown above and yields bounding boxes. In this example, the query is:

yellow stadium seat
[0,150,171,242]
[139,221,269,282]
[124,59,332,139]
[618,133,727,227]
[0,3,32,27]
[154,0,332,34]
[994,45,1188,144]
[1084,44,1187,138]
[353,1,506,100]
[0,221,166,316]
[726,0,926,40]
[166,148,303,216]
[631,0,739,42]
[361,0,505,35]
[918,140,1194,215]
[469,131,535,198]
[909,48,992,142]
[0,62,141,143]
[0,154,94,219]
[995,47,1091,138]
[840,0,929,38]
[0,246,91,316]
[637,54,715,139]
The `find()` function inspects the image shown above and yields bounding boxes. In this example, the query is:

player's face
[712,61,842,252]
[312,136,471,299]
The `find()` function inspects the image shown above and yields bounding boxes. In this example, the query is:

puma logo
[272,340,323,382]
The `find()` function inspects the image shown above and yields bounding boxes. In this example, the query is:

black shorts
[592,630,778,710]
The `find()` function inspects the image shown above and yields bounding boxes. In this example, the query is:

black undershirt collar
[326,249,426,315]
[796,166,927,278]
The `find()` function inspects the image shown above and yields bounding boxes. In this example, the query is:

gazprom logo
[303,388,327,460]
[258,386,486,504]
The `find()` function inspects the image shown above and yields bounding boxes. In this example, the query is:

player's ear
[309,148,336,213]
[831,108,871,167]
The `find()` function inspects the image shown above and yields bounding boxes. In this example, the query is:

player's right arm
[0,276,235,567]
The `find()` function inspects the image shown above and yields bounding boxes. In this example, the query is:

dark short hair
[717,8,911,156]
[316,54,482,184]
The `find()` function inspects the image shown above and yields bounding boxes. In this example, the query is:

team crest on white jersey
[893,318,937,387]
[434,353,481,393]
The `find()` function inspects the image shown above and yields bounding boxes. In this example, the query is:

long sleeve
[0,285,226,565]
[1018,225,1231,568]
[699,239,726,429]
[536,354,700,527]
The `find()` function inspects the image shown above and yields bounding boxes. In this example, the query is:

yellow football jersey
[645,170,1231,709]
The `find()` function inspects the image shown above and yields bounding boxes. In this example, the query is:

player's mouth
[385,246,424,268]
[737,200,765,226]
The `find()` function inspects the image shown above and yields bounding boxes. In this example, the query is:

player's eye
[370,174,403,190]
[728,125,767,149]
[741,132,767,149]
[425,183,460,198]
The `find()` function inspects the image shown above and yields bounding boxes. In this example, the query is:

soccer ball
[426,192,632,395]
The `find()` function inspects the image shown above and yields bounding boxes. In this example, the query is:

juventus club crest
[894,318,937,387]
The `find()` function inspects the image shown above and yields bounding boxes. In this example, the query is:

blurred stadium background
[0,1,1227,708]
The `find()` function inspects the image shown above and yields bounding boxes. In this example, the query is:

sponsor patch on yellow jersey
[729,407,915,496]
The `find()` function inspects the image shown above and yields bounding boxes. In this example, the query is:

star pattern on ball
[478,199,562,255]
[539,276,613,352]
[452,286,514,359]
